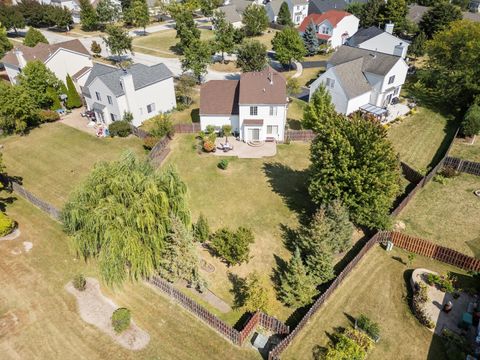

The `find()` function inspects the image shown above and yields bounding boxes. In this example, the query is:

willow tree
[62,152,191,285]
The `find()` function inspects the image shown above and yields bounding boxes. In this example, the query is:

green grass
[0,122,145,208]
[398,173,480,257]
[283,245,473,360]
[449,136,480,162]
[387,107,457,172]
[287,98,306,129]
[0,197,259,360]
[165,134,312,321]
[251,30,279,50]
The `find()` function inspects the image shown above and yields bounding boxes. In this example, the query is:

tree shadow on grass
[263,162,314,222]
[227,272,247,310]
[426,119,458,171]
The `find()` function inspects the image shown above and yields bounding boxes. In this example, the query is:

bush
[344,328,374,352]
[205,125,215,134]
[462,103,480,137]
[412,282,435,328]
[72,274,87,291]
[356,314,380,340]
[217,159,229,170]
[111,307,131,333]
[122,111,133,123]
[210,227,254,266]
[425,273,455,293]
[193,214,209,242]
[0,212,15,237]
[38,109,60,123]
[143,136,159,150]
[203,139,215,152]
[149,113,174,139]
[108,121,132,137]
[440,166,459,178]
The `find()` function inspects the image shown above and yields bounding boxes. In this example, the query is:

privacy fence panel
[285,130,315,142]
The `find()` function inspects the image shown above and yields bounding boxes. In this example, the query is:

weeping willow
[62,151,191,285]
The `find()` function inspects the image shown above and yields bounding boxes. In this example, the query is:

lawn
[398,173,480,257]
[449,136,480,162]
[283,245,474,360]
[0,197,259,360]
[165,134,313,322]
[132,29,214,57]
[0,122,145,208]
[387,107,457,172]
[251,30,279,50]
[287,98,306,129]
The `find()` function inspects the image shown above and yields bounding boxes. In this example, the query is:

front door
[249,128,260,141]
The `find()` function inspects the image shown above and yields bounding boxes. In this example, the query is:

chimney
[14,48,27,69]
[394,42,407,59]
[385,22,394,34]
[120,71,139,125]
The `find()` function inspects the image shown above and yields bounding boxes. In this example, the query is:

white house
[200,67,288,142]
[309,46,408,116]
[470,1,480,12]
[215,5,244,28]
[346,24,410,58]
[266,0,309,26]
[1,39,93,86]
[82,63,176,127]
[298,10,359,49]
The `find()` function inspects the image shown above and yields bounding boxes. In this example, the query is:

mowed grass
[287,98,306,129]
[0,197,259,360]
[283,245,473,360]
[449,136,480,162]
[165,135,312,321]
[0,122,145,208]
[387,107,457,172]
[398,173,480,257]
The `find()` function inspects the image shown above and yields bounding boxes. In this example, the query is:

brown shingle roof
[200,80,240,115]
[1,39,90,67]
[72,66,92,81]
[239,67,287,105]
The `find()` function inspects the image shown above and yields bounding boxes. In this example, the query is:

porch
[213,137,277,159]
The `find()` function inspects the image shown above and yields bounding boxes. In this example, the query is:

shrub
[0,212,15,237]
[203,139,215,152]
[440,166,459,178]
[322,331,368,360]
[143,136,159,150]
[412,282,435,328]
[205,125,215,134]
[242,272,271,313]
[434,174,448,185]
[65,74,82,109]
[356,314,380,340]
[38,109,60,123]
[72,274,87,291]
[218,159,229,170]
[149,113,174,139]
[193,214,209,243]
[111,307,131,333]
[210,227,254,266]
[462,103,480,137]
[122,111,133,123]
[426,273,455,293]
[108,121,132,137]
[344,328,374,352]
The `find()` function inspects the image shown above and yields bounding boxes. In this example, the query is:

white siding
[292,4,308,25]
[309,68,349,114]
[238,104,286,141]
[345,92,371,114]
[84,78,123,124]
[200,115,239,131]
[45,49,93,84]
[330,15,359,49]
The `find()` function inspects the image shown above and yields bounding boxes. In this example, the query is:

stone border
[0,228,21,241]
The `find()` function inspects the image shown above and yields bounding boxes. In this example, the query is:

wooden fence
[377,231,480,272]
[10,182,61,220]
[148,136,171,161]
[174,123,201,133]
[285,130,315,142]
[444,156,480,177]
[149,276,288,346]
[129,124,150,139]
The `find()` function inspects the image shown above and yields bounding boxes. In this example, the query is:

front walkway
[213,138,277,159]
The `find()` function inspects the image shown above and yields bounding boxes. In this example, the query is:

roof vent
[369,53,376,59]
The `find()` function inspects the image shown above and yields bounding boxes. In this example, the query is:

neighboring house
[308,0,367,15]
[298,10,359,49]
[200,67,288,142]
[346,24,410,58]
[82,63,176,127]
[216,4,244,28]
[266,0,309,26]
[1,39,93,87]
[408,4,480,24]
[470,1,480,12]
[50,0,82,24]
[308,46,408,116]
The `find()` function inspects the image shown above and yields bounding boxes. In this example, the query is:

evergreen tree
[126,0,149,34]
[303,21,319,56]
[96,0,121,26]
[303,84,337,132]
[278,247,318,307]
[419,1,463,38]
[193,213,210,243]
[243,272,270,313]
[242,4,268,36]
[324,200,354,253]
[47,86,62,110]
[212,10,235,62]
[79,0,98,31]
[272,26,305,68]
[66,74,82,109]
[181,38,211,83]
[103,25,133,60]
[158,216,199,283]
[0,22,12,59]
[409,31,426,57]
[462,103,480,137]
[359,0,383,28]
[174,9,200,53]
[277,2,293,26]
[23,27,48,47]
[380,0,407,33]
[236,40,267,72]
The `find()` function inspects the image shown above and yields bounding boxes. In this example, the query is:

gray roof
[332,58,371,99]
[346,26,384,47]
[267,0,284,16]
[407,4,429,24]
[217,5,242,23]
[329,45,402,76]
[229,0,252,13]
[292,0,308,5]
[83,62,173,97]
[308,0,367,15]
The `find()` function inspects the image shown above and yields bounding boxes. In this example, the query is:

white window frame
[267,125,278,135]
[388,75,395,84]
[250,106,258,116]
[95,91,101,101]
[326,78,335,88]
[147,103,156,114]
[269,106,277,116]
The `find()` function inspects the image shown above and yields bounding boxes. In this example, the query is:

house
[200,67,288,142]
[470,1,480,13]
[215,4,244,28]
[346,24,410,58]
[266,0,309,26]
[82,63,176,127]
[308,46,408,116]
[308,0,367,15]
[1,39,93,86]
[408,4,480,24]
[298,10,359,49]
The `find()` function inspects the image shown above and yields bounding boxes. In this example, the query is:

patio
[386,103,410,123]
[213,138,277,159]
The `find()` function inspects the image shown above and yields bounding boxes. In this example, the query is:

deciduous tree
[0,22,12,59]
[199,0,222,17]
[277,2,293,26]
[79,0,98,31]
[303,21,319,56]
[419,1,462,38]
[23,27,48,47]
[173,9,200,53]
[181,38,211,83]
[409,31,426,57]
[0,4,25,34]
[303,85,336,131]
[0,81,39,133]
[380,0,407,32]
[212,10,235,62]
[103,24,133,60]
[175,73,197,106]
[90,40,102,56]
[462,103,480,137]
[48,6,73,30]
[96,0,121,26]
[272,26,305,68]
[358,0,383,28]
[236,39,267,72]
[243,272,270,313]
[242,4,268,36]
[126,0,149,34]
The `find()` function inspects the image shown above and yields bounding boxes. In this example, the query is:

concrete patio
[59,108,98,136]
[213,138,277,159]
[386,103,411,123]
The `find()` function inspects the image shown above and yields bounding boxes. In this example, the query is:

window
[107,95,112,105]
[95,91,101,101]
[147,103,156,113]
[326,78,335,88]
[388,75,395,84]
[110,113,116,122]
[267,125,278,135]
[322,26,330,35]
[296,16,300,23]
[394,87,400,95]
[269,106,277,116]
[250,106,258,116]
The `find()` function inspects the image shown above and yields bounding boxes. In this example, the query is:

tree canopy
[173,8,201,53]
[79,0,98,31]
[0,81,39,134]
[419,1,462,38]
[212,10,236,62]
[62,152,191,285]
[125,0,149,33]
[103,25,133,60]
[0,22,12,59]
[23,27,48,47]
[242,4,268,36]
[303,84,337,131]
[462,103,480,137]
[96,0,121,26]
[0,4,25,34]
[277,2,293,26]
[303,22,319,56]
[272,26,305,68]
[236,39,267,72]
[181,38,211,83]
